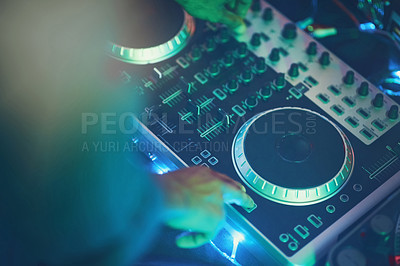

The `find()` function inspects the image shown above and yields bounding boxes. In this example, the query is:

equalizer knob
[255,57,267,73]
[191,46,202,61]
[208,61,220,77]
[269,48,280,62]
[237,42,248,58]
[262,8,273,21]
[227,79,239,93]
[306,42,317,55]
[242,69,253,83]
[387,105,399,120]
[205,38,216,52]
[223,52,234,67]
[259,85,273,99]
[281,23,297,39]
[357,82,369,97]
[372,93,384,108]
[275,73,286,89]
[251,0,261,12]
[245,94,258,108]
[288,63,299,78]
[319,51,330,66]
[219,28,230,43]
[251,33,261,47]
[343,70,355,85]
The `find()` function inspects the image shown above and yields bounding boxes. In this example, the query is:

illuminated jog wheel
[232,107,354,205]
[107,0,195,65]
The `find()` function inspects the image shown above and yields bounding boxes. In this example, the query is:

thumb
[219,9,246,34]
[222,183,255,209]
[176,231,211,248]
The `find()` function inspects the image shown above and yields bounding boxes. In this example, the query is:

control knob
[357,81,369,96]
[275,73,286,89]
[269,48,280,62]
[262,8,273,21]
[387,105,399,120]
[205,37,216,52]
[281,23,297,39]
[242,68,253,83]
[208,61,220,77]
[259,85,273,99]
[306,42,317,55]
[237,42,248,58]
[255,57,267,73]
[191,46,202,61]
[245,94,258,108]
[223,52,234,67]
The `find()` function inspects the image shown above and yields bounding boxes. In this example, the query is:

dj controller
[108,0,400,265]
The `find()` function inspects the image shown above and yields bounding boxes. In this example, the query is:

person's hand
[154,166,255,248]
[175,0,252,33]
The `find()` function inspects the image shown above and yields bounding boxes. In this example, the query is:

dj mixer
[108,0,400,264]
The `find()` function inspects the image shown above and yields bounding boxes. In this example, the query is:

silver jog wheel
[232,107,354,206]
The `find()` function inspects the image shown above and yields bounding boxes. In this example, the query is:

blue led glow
[359,22,376,31]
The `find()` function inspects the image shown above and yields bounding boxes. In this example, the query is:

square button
[200,149,211,159]
[201,163,209,168]
[191,156,202,165]
[208,157,219,166]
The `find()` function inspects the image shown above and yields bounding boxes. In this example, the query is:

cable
[331,0,360,27]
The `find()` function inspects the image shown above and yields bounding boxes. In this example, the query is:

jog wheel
[107,0,195,64]
[232,107,354,205]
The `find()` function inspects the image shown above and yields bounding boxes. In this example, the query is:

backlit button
[191,156,202,165]
[279,234,289,243]
[372,119,386,131]
[331,105,344,116]
[245,95,258,108]
[269,48,280,62]
[353,184,362,192]
[342,96,356,108]
[387,105,399,120]
[227,79,239,93]
[357,108,370,119]
[340,194,349,202]
[237,42,248,58]
[200,150,211,159]
[208,157,219,165]
[345,116,359,128]
[317,93,330,104]
[328,85,341,96]
[274,73,286,89]
[260,85,273,99]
